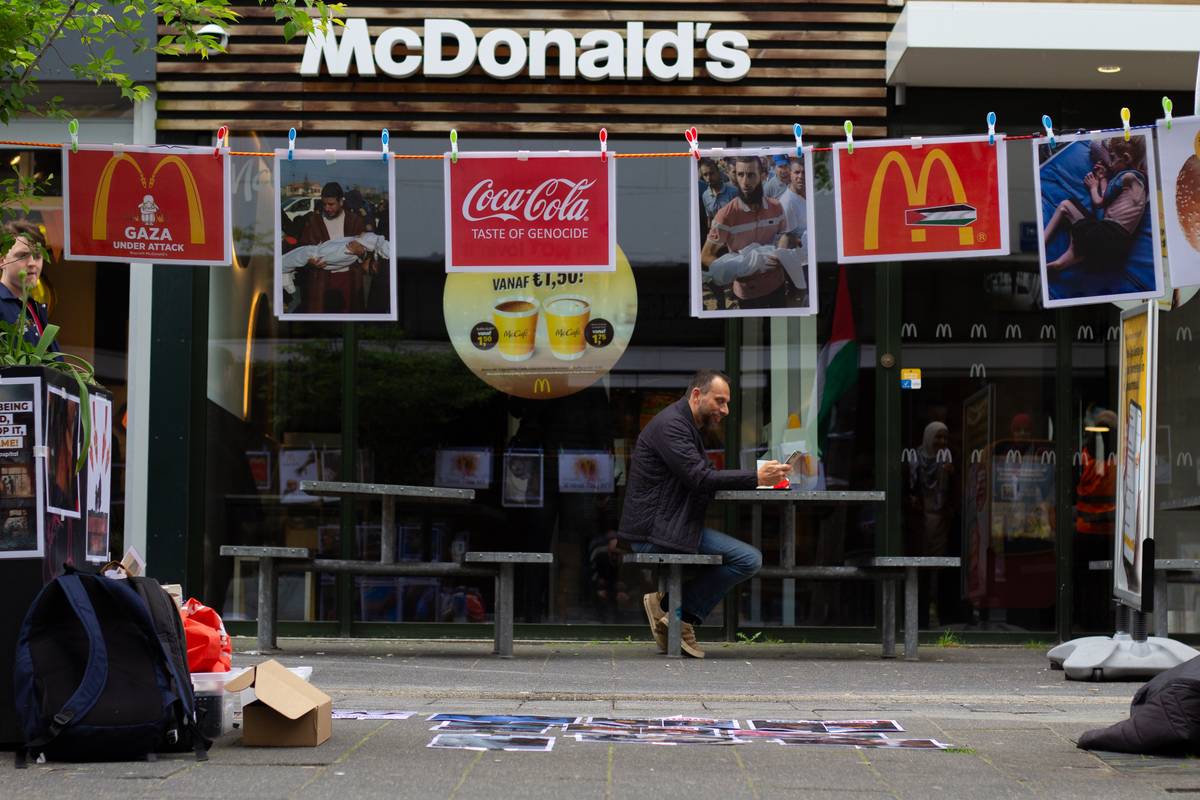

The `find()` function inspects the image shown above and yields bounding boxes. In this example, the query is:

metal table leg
[1154,569,1168,639]
[881,577,896,659]
[904,566,919,661]
[495,563,514,658]
[666,565,683,658]
[781,502,796,627]
[258,556,278,653]
[380,496,396,564]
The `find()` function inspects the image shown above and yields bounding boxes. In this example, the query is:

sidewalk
[8,636,1199,799]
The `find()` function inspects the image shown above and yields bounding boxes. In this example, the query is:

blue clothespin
[287,127,296,161]
[986,112,997,146]
[1042,115,1055,150]
[67,119,79,153]
[1163,97,1174,130]
[381,129,389,162]
[843,120,854,155]
[450,129,458,164]
[793,123,804,157]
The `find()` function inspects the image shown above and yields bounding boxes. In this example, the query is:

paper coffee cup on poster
[543,295,590,361]
[492,296,539,361]
[444,247,638,400]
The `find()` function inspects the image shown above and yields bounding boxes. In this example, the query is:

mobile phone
[784,450,804,469]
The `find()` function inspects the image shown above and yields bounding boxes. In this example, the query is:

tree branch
[19,0,82,83]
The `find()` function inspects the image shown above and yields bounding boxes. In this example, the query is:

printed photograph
[432,721,554,735]
[1155,115,1200,289]
[0,507,36,557]
[85,394,112,562]
[427,734,555,752]
[1034,131,1164,308]
[45,385,81,519]
[0,464,34,498]
[427,714,578,726]
[274,150,397,321]
[279,447,320,504]
[691,147,816,317]
[331,710,415,720]
[501,449,544,508]
[557,450,615,494]
[434,447,493,490]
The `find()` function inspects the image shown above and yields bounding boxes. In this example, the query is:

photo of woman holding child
[1035,131,1163,308]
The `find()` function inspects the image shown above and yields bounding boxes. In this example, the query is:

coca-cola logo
[462,178,594,223]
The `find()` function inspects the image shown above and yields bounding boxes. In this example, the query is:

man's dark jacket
[618,397,756,553]
[0,283,59,352]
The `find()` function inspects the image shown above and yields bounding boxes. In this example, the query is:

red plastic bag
[180,597,232,673]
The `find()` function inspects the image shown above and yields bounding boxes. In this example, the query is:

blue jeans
[631,528,762,623]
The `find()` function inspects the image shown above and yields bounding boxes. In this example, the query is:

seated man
[617,369,789,658]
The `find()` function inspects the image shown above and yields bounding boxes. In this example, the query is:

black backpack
[12,569,210,764]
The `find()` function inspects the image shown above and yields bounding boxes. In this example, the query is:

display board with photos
[273,150,398,321]
[691,147,817,318]
[0,377,44,560]
[1114,302,1159,611]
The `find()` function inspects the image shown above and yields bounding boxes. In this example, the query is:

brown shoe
[642,592,667,653]
[679,622,705,659]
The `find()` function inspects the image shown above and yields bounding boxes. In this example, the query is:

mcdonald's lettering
[935,323,953,339]
[900,322,918,338]
[836,137,1006,262]
[1076,325,1094,341]
[969,363,987,379]
[970,323,988,339]
[532,377,552,395]
[1040,324,1057,341]
[1178,326,1194,342]
[1179,452,1195,467]
[65,146,229,264]
[1004,323,1022,340]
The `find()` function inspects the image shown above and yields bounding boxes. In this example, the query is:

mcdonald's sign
[63,144,232,265]
[833,135,1010,263]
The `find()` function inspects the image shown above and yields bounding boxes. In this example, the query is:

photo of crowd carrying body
[274,152,397,321]
[1035,131,1163,308]
[691,148,816,318]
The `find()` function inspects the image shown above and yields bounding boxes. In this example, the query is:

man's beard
[700,413,725,442]
[322,207,341,220]
[738,184,764,206]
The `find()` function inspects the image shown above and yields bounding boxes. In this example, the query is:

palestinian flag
[816,265,858,455]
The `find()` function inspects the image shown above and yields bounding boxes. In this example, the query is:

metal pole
[258,556,277,652]
[380,496,396,564]
[881,578,896,658]
[1155,570,1168,638]
[904,565,919,661]
[667,566,683,658]
[782,502,796,627]
[496,563,514,658]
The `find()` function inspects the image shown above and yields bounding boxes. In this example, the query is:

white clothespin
[517,151,529,162]
[324,148,336,165]
[910,136,923,149]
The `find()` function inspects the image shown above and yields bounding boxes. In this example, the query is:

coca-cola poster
[444,152,616,273]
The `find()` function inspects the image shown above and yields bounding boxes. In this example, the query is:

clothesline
[0,121,1162,159]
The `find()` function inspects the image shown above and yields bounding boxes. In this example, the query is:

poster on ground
[1156,114,1200,289]
[1033,131,1164,308]
[444,152,615,273]
[274,150,397,321]
[63,144,232,265]
[1114,301,1158,610]
[85,393,112,562]
[0,378,43,559]
[45,384,81,519]
[833,135,1010,264]
[690,147,816,317]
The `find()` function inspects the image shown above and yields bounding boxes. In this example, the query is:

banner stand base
[1047,633,1199,681]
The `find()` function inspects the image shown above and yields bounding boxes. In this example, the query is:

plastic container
[191,668,248,739]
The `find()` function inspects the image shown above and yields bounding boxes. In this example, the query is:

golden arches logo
[863,149,973,251]
[532,378,552,395]
[92,154,206,244]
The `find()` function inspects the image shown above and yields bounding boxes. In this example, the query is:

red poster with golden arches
[833,135,1009,263]
[63,144,231,265]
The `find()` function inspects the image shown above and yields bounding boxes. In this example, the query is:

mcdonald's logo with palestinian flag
[64,144,232,265]
[832,135,1010,264]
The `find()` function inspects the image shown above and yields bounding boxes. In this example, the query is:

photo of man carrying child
[1037,131,1163,308]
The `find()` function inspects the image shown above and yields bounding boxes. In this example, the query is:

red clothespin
[215,125,228,158]
[599,128,608,162]
[684,127,699,160]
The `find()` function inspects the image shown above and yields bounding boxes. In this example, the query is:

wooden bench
[624,552,724,658]
[221,546,552,658]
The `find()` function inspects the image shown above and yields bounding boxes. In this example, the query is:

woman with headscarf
[907,421,954,557]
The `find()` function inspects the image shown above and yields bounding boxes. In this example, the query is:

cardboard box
[225,659,331,746]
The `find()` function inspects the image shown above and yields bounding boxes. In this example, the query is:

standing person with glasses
[0,220,58,352]
[618,369,789,658]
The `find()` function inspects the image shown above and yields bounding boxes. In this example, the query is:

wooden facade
[156,1,897,139]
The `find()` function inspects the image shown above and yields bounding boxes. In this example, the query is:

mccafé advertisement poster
[63,144,232,265]
[1114,301,1158,610]
[833,135,1010,263]
[444,151,616,273]
[444,248,637,400]
[1155,115,1200,289]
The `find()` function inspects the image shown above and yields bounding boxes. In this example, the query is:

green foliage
[0,0,344,125]
[936,631,963,648]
